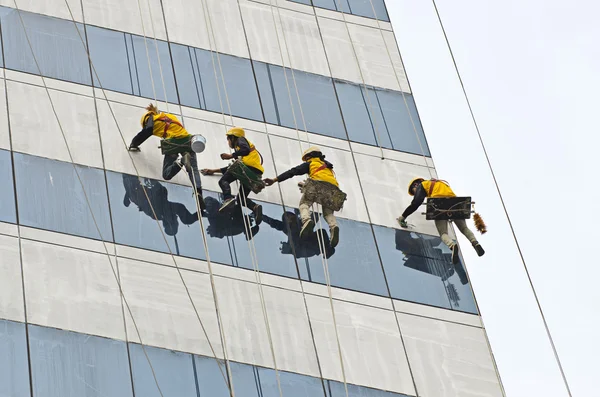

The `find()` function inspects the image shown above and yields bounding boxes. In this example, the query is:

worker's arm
[275,162,310,183]
[130,117,154,149]
[401,184,427,219]
[231,137,252,158]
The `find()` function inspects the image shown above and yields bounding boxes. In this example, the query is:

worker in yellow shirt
[201,127,264,224]
[398,178,484,264]
[129,104,205,209]
[264,146,341,248]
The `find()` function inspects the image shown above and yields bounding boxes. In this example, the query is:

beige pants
[299,195,337,229]
[435,219,477,248]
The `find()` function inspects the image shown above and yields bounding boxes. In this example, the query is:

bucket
[190,134,206,153]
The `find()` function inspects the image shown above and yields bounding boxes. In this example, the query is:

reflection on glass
[0,320,30,397]
[131,35,178,103]
[194,355,230,396]
[326,380,407,397]
[129,343,197,397]
[86,25,133,94]
[0,150,16,223]
[14,153,113,241]
[28,325,133,397]
[299,217,388,296]
[0,8,90,85]
[230,364,326,397]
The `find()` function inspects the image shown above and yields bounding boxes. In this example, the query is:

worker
[263,146,341,248]
[200,127,264,224]
[128,104,205,209]
[398,178,484,264]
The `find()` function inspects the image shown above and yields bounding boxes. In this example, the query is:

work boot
[196,188,206,211]
[300,219,315,239]
[253,204,263,225]
[473,242,485,257]
[450,243,460,265]
[330,225,340,248]
[219,197,236,212]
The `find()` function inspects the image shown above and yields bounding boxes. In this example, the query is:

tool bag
[301,178,347,211]
[159,136,193,155]
[425,196,472,221]
[228,160,265,194]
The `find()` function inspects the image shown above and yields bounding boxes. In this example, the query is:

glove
[397,216,408,228]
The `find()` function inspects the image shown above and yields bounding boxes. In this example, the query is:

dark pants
[218,166,262,210]
[162,152,202,189]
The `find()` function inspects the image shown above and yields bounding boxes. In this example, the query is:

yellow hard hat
[302,146,321,161]
[226,127,245,138]
[408,178,425,196]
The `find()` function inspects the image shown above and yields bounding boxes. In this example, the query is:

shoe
[253,205,263,225]
[219,197,236,212]
[473,242,485,257]
[196,189,206,211]
[330,225,340,248]
[300,219,315,239]
[451,243,460,264]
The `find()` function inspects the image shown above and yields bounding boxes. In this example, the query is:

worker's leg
[434,219,455,248]
[299,195,315,238]
[162,154,182,180]
[237,185,263,225]
[323,207,339,248]
[183,152,202,190]
[455,219,485,257]
[218,171,237,200]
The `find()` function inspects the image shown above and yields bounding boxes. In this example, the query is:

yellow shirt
[308,158,338,187]
[421,179,456,198]
[152,113,189,140]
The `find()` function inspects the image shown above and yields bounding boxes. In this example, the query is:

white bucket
[190,134,206,153]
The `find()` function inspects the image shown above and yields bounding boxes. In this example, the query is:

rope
[135,0,158,108]
[58,1,236,394]
[431,2,572,395]
[197,1,286,396]
[11,1,166,395]
[266,2,351,395]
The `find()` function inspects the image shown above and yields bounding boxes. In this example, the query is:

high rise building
[0,1,503,396]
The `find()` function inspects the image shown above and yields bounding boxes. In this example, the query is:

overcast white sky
[387,0,600,396]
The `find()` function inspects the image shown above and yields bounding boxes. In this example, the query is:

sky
[386,0,600,396]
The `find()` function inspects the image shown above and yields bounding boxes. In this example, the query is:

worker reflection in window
[262,210,335,259]
[202,196,259,241]
[122,174,198,236]
[394,229,468,285]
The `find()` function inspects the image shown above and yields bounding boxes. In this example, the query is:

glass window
[348,0,390,21]
[131,35,178,103]
[444,255,478,314]
[311,0,337,11]
[194,355,231,396]
[28,325,133,397]
[326,380,406,397]
[299,217,388,296]
[0,150,16,224]
[171,42,203,109]
[129,343,197,397]
[290,0,312,5]
[268,65,346,139]
[373,225,452,309]
[254,366,326,397]
[1,8,91,85]
[107,171,207,260]
[194,48,263,122]
[0,320,30,397]
[252,61,278,124]
[14,153,113,241]
[376,90,430,156]
[86,26,133,94]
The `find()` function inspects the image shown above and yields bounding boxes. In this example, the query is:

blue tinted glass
[131,35,178,103]
[334,0,351,13]
[14,153,113,241]
[373,225,451,309]
[347,0,389,21]
[252,61,278,124]
[0,320,30,397]
[366,87,393,148]
[108,171,207,259]
[171,43,202,108]
[289,0,312,5]
[129,343,197,397]
[86,26,133,94]
[216,199,299,278]
[194,355,231,396]
[256,367,326,396]
[1,9,90,84]
[335,81,377,146]
[376,90,430,156]
[326,380,406,397]
[445,255,477,314]
[299,217,388,296]
[312,0,336,10]
[0,150,16,223]
[28,325,133,397]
